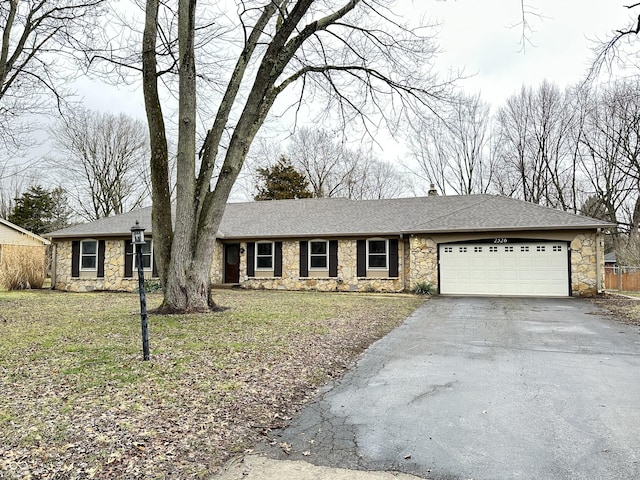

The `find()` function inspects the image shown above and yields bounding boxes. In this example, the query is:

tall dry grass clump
[0,244,47,290]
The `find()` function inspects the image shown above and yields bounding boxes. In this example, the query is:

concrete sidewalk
[211,455,423,480]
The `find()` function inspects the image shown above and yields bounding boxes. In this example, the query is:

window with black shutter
[329,240,338,277]
[389,239,399,278]
[71,241,80,278]
[357,240,366,277]
[299,241,309,277]
[274,242,283,277]
[246,242,255,277]
[97,240,106,278]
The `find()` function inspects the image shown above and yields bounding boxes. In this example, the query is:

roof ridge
[406,195,492,231]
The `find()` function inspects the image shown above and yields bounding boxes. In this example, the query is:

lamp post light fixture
[130,220,150,361]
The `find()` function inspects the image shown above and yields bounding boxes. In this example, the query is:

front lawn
[0,289,423,479]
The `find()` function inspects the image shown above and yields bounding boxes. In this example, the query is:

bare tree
[48,108,151,220]
[287,128,354,198]
[286,127,403,199]
[492,81,579,210]
[0,0,106,154]
[115,0,449,312]
[248,128,405,201]
[343,155,406,200]
[590,3,640,78]
[408,93,493,195]
[577,78,640,256]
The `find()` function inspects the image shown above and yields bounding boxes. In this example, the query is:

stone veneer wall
[54,239,140,292]
[407,235,438,291]
[54,232,604,297]
[406,232,604,297]
[229,239,404,293]
[571,232,603,297]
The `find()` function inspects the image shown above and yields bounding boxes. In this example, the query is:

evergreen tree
[254,156,313,201]
[8,186,72,235]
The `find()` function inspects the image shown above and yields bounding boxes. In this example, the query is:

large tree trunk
[138,0,430,313]
[142,0,172,289]
[160,0,203,312]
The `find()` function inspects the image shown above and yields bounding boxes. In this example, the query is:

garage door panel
[439,241,569,297]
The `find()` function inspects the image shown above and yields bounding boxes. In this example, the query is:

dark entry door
[224,243,241,283]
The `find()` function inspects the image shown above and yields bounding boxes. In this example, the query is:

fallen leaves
[0,289,423,478]
[592,294,640,326]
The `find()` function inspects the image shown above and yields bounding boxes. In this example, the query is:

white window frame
[367,238,388,270]
[80,239,98,271]
[256,241,274,270]
[132,240,154,272]
[309,239,329,270]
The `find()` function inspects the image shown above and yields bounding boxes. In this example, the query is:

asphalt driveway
[256,296,640,480]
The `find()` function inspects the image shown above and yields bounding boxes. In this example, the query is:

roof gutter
[215,224,617,241]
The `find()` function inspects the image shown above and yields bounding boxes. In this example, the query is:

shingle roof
[46,195,613,240]
[0,218,51,245]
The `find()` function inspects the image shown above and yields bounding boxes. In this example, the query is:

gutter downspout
[596,228,602,294]
[50,242,57,290]
[400,233,406,292]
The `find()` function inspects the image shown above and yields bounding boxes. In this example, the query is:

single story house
[46,195,613,297]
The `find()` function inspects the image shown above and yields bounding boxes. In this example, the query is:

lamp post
[131,221,150,361]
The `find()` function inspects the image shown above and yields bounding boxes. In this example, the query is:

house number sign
[494,238,509,244]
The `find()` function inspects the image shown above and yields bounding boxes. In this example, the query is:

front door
[224,243,241,283]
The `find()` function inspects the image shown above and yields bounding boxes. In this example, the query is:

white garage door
[439,241,569,296]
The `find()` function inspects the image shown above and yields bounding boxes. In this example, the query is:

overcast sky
[423,1,632,107]
[77,1,633,119]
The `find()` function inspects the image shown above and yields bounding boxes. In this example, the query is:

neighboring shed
[0,218,51,289]
[604,252,617,267]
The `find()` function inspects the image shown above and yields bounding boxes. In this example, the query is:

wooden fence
[605,266,640,292]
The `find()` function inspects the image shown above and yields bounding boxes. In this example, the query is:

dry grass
[593,293,640,326]
[0,289,424,479]
[0,244,47,290]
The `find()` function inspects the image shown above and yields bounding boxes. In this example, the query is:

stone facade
[53,239,141,292]
[407,235,438,291]
[570,232,603,297]
[227,239,404,293]
[52,231,605,297]
[404,231,603,297]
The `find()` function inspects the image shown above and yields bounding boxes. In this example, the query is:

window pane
[138,242,151,254]
[257,257,272,269]
[369,240,386,254]
[310,256,327,268]
[82,241,97,255]
[310,242,327,255]
[257,243,272,255]
[369,254,386,268]
[133,254,152,270]
[81,256,97,269]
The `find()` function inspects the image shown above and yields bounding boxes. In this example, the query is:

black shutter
[246,242,255,277]
[329,240,338,277]
[152,249,158,278]
[97,240,106,278]
[71,241,80,278]
[124,240,133,278]
[274,241,283,277]
[389,238,399,278]
[299,241,308,277]
[357,240,367,277]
